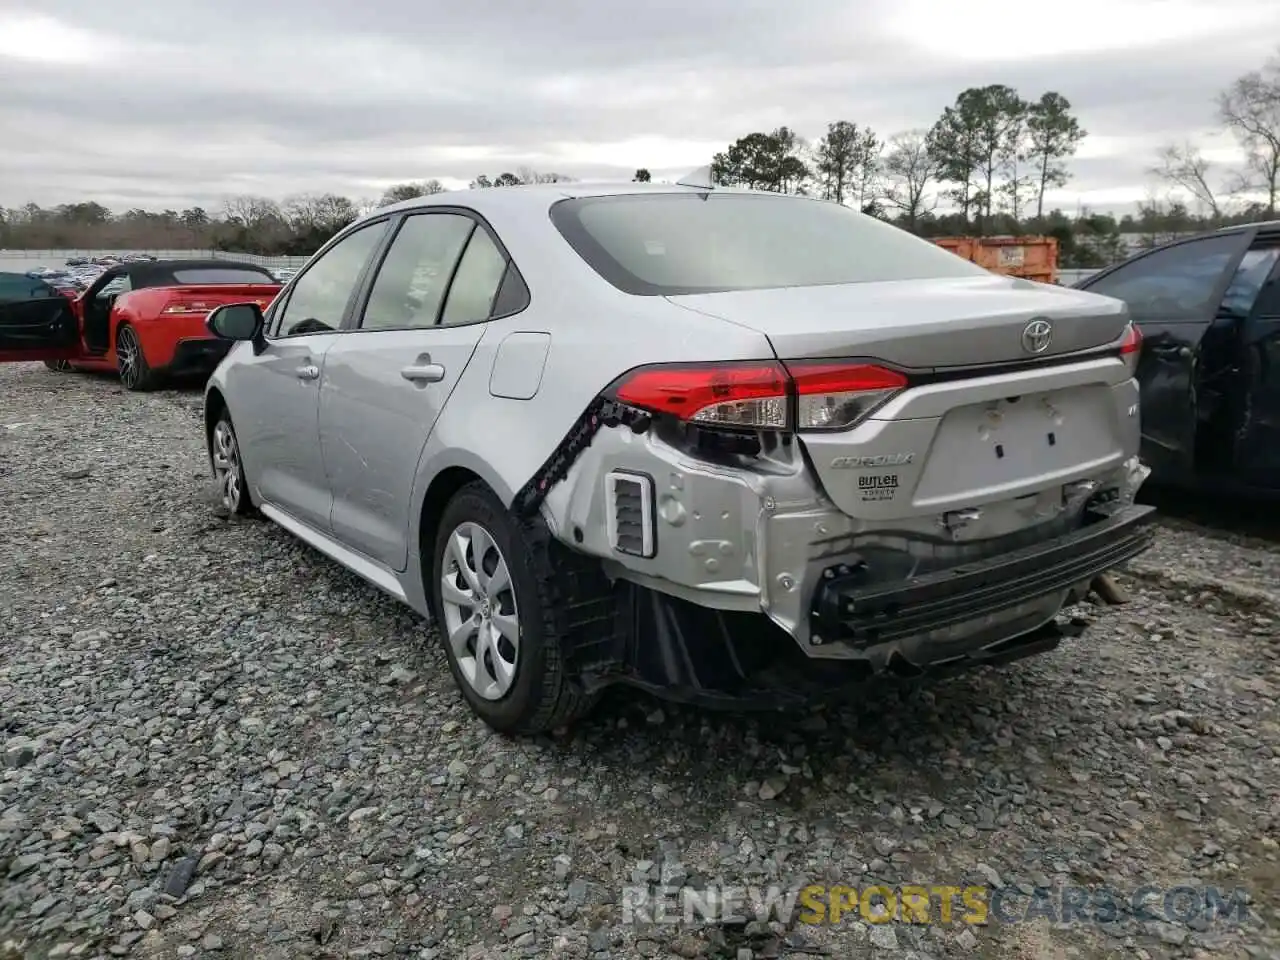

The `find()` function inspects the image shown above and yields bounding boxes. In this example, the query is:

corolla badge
[1021,318,1054,354]
[830,453,915,469]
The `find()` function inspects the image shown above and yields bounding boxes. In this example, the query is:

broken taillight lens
[607,360,908,432]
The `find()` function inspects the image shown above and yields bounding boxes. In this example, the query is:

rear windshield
[549,193,987,295]
[170,267,275,284]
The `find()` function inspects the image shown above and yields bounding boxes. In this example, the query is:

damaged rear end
[530,190,1156,706]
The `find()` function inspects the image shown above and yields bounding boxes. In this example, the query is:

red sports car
[0,259,282,390]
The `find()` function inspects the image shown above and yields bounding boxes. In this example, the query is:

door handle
[401,363,446,384]
[296,364,320,380]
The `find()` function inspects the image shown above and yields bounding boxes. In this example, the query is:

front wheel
[43,359,72,372]
[116,324,154,391]
[431,482,597,735]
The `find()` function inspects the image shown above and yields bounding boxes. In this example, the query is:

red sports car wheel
[116,325,155,391]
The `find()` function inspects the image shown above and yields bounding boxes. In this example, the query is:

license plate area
[912,386,1120,507]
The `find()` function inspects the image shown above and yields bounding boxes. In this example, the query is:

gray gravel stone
[2,363,1279,960]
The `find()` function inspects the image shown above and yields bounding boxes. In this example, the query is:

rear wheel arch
[425,475,604,733]
[419,467,488,619]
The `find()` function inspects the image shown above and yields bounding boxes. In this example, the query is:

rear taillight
[607,360,908,433]
[161,298,215,315]
[1118,323,1142,375]
[787,361,908,431]
[612,361,789,429]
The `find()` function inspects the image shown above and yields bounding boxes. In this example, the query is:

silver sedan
[200,181,1153,734]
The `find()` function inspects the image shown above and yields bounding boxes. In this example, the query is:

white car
[196,181,1154,734]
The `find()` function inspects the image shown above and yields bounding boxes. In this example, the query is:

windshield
[549,193,987,296]
[170,267,276,284]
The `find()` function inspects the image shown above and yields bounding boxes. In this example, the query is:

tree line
[705,87,1084,234]
[2,48,1276,269]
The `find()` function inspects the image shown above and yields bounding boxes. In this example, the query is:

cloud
[1,0,1277,214]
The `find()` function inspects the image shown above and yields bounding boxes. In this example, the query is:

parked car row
[1,184,1276,736]
[25,255,297,294]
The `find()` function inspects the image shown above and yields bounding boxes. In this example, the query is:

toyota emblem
[1021,318,1054,354]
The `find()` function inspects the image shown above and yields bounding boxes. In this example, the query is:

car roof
[369,181,797,221]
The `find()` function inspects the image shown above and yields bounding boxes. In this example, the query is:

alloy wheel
[117,327,141,389]
[439,521,520,700]
[210,419,243,512]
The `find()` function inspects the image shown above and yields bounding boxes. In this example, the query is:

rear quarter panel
[112,288,188,366]
[418,287,774,504]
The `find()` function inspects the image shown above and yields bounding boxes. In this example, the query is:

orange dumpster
[932,236,1059,285]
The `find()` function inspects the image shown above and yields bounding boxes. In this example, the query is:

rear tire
[430,482,598,735]
[43,359,72,372]
[116,324,155,391]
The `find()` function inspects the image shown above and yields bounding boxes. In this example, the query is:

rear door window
[440,228,508,326]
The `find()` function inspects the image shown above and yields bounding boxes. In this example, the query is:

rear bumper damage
[808,500,1155,655]
[566,501,1154,709]
[585,591,1095,710]
[522,363,1154,707]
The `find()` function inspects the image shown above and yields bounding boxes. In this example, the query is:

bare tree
[882,130,940,230]
[1150,142,1223,219]
[282,193,358,234]
[516,167,575,184]
[1217,49,1280,217]
[221,195,283,229]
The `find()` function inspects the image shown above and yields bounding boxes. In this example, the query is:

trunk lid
[668,275,1138,521]
[666,274,1128,369]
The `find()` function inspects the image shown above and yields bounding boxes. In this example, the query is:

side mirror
[207,302,265,349]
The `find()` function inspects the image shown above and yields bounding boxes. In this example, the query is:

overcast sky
[2,0,1278,216]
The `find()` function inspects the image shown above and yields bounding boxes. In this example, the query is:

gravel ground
[1,362,1278,960]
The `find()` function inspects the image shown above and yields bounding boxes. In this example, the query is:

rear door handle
[401,363,446,384]
[296,364,320,380]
